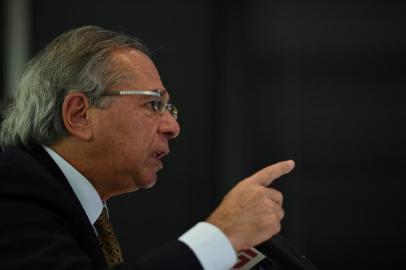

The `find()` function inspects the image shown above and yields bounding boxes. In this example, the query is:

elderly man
[0,26,294,270]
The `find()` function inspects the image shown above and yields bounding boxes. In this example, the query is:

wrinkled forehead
[109,48,169,99]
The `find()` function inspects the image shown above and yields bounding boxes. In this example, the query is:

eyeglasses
[101,90,178,120]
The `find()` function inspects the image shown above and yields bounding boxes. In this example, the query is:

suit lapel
[27,146,107,268]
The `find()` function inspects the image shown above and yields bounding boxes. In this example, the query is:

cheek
[114,121,150,159]
[92,110,134,156]
[93,106,158,160]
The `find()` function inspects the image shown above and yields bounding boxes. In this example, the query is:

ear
[61,92,93,141]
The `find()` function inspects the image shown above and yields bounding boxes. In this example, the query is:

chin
[139,180,157,189]
[137,173,158,189]
[143,181,157,189]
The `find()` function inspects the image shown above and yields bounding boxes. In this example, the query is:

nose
[158,111,180,139]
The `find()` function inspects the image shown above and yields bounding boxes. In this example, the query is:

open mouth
[153,151,169,159]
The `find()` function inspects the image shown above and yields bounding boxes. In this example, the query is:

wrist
[206,217,242,252]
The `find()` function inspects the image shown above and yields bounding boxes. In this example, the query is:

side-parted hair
[0,25,149,148]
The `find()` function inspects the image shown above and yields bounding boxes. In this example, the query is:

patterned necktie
[94,208,124,268]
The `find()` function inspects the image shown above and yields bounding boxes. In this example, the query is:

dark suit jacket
[0,147,202,270]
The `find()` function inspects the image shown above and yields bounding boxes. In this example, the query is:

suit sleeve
[119,241,203,270]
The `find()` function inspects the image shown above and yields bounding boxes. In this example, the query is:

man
[0,26,294,269]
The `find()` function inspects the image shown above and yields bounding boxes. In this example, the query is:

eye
[148,100,164,112]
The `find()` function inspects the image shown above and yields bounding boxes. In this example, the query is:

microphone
[232,235,318,270]
[255,234,319,270]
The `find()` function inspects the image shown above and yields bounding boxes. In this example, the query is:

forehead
[110,48,169,98]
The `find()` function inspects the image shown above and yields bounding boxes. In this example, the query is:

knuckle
[277,191,283,203]
[261,198,272,210]
[265,215,281,235]
[265,212,277,226]
[270,189,283,203]
[274,222,281,234]
[253,186,267,198]
[263,199,276,211]
[280,208,285,219]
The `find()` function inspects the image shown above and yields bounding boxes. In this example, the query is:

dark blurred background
[1,0,405,269]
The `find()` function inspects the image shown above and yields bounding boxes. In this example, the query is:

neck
[49,138,114,200]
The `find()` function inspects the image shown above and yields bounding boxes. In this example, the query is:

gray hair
[0,25,149,148]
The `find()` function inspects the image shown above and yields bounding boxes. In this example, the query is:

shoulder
[0,147,57,192]
[0,147,49,176]
[0,146,78,214]
[0,147,104,269]
[0,146,37,164]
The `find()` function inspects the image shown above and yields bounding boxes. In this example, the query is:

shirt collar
[43,146,104,225]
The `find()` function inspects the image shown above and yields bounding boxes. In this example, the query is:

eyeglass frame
[101,90,178,120]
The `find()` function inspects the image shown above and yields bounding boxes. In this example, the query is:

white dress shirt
[43,146,237,270]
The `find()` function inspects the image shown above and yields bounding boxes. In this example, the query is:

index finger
[248,160,295,186]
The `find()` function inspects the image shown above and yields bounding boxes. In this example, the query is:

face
[89,49,180,198]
